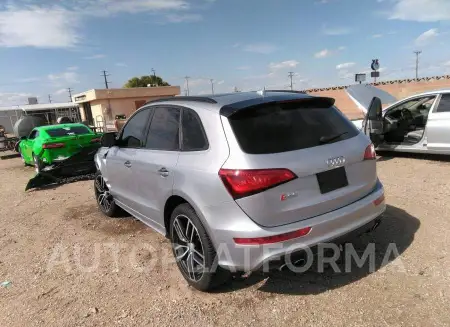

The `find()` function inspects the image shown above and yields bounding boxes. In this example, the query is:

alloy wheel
[95,175,112,212]
[171,214,206,282]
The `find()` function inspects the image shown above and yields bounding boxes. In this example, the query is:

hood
[346,84,397,114]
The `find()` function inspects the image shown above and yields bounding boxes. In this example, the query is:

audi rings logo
[327,156,346,168]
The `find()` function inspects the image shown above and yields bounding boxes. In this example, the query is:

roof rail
[263,89,308,94]
[145,96,217,105]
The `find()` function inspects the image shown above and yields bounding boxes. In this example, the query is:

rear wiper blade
[319,132,348,144]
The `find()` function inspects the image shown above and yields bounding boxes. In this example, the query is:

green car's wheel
[18,149,27,166]
[33,154,43,173]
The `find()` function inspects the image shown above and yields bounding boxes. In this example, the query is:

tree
[123,75,170,88]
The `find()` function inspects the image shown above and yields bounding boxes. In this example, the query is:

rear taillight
[364,144,376,160]
[42,143,65,149]
[219,168,297,199]
[91,138,101,143]
[234,227,312,245]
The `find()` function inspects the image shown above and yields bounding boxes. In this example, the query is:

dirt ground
[0,153,449,327]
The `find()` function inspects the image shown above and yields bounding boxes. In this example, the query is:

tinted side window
[437,94,450,113]
[29,130,38,140]
[182,109,208,151]
[120,108,152,148]
[146,107,180,151]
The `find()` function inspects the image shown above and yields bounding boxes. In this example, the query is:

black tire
[18,148,27,166]
[170,203,231,291]
[33,154,43,173]
[94,171,121,217]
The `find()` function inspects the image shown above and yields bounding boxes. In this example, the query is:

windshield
[45,126,92,137]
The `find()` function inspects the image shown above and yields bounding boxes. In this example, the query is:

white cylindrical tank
[13,116,46,138]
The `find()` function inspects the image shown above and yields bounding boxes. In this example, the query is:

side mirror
[20,136,27,140]
[367,96,382,120]
[101,132,118,147]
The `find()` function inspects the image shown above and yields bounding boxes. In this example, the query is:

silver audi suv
[94,90,386,291]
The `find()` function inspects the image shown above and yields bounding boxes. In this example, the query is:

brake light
[234,227,312,245]
[91,137,101,143]
[42,143,65,149]
[219,168,297,199]
[364,144,376,160]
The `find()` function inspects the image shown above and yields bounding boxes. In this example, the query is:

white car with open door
[348,85,450,154]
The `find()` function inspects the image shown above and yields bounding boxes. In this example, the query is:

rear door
[130,106,181,227]
[221,98,377,228]
[426,93,450,153]
[105,107,153,207]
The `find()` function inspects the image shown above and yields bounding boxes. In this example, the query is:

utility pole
[414,51,422,80]
[67,88,73,102]
[151,68,157,86]
[48,94,52,103]
[210,79,214,95]
[185,76,190,96]
[101,70,110,89]
[288,71,295,90]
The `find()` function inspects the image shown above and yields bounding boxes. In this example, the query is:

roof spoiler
[220,96,336,117]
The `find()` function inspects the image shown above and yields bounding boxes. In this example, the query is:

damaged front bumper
[26,144,101,191]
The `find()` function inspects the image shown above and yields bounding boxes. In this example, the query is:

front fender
[95,147,111,178]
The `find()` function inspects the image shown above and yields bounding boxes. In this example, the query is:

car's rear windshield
[228,101,359,154]
[46,126,91,137]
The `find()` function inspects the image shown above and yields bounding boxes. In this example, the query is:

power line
[48,94,52,103]
[185,76,190,96]
[414,51,422,80]
[101,70,110,89]
[288,71,295,90]
[210,79,214,95]
[67,88,73,102]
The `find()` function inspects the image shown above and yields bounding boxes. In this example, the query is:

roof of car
[148,90,311,106]
[409,88,450,97]
[143,90,334,117]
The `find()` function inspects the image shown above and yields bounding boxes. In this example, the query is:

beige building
[72,86,180,126]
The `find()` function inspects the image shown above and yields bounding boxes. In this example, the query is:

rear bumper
[208,180,386,272]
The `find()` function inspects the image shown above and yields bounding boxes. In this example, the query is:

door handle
[124,161,132,168]
[158,167,169,177]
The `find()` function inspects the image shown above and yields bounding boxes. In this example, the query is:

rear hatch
[220,97,377,228]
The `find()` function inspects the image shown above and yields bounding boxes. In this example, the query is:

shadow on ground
[215,205,420,295]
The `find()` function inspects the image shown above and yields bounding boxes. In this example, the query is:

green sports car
[18,123,102,173]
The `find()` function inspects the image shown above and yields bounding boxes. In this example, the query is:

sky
[0,0,450,106]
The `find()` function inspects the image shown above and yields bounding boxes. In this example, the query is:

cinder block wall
[305,76,450,120]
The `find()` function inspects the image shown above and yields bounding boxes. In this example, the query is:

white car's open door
[363,97,384,146]
[346,84,397,115]
[346,84,397,146]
